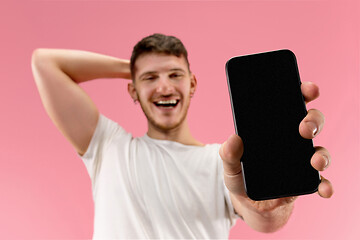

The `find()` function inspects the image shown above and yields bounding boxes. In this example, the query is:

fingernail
[323,155,329,169]
[306,121,318,137]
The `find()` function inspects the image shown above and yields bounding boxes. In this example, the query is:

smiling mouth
[154,99,180,108]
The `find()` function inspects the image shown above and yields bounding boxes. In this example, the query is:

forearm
[32,48,131,83]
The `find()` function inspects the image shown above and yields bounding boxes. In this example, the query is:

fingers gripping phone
[225,49,321,201]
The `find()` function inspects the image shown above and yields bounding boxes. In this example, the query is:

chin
[141,101,190,133]
[147,113,188,132]
[151,120,182,132]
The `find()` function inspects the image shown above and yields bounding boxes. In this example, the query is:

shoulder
[98,114,131,136]
[88,113,133,150]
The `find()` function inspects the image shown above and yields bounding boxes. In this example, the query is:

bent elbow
[31,48,50,68]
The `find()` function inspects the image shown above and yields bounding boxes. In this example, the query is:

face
[128,53,197,132]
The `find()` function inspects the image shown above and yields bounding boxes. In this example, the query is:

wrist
[238,196,295,233]
[115,59,131,80]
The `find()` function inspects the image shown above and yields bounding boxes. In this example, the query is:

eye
[144,75,157,81]
[170,73,183,78]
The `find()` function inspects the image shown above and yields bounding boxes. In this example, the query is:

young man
[31,33,333,239]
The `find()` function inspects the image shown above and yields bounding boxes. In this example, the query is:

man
[31,33,333,239]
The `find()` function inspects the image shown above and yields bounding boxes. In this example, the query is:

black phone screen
[225,49,320,201]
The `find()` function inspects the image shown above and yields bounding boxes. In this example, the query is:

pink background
[0,0,359,239]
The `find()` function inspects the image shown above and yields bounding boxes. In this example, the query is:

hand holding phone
[225,49,321,201]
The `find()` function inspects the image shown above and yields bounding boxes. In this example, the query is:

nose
[155,75,175,95]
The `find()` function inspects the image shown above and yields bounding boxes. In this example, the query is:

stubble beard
[138,97,191,133]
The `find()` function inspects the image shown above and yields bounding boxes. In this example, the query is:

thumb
[219,134,245,195]
[220,134,244,175]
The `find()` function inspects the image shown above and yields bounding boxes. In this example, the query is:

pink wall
[0,0,358,239]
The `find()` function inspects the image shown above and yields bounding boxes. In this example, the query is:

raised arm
[31,48,131,156]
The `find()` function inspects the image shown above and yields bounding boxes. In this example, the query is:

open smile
[153,99,180,109]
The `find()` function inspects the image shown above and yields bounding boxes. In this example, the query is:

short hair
[130,33,190,79]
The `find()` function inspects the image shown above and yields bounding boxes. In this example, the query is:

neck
[147,119,204,146]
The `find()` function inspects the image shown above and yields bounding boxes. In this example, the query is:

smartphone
[225,49,321,201]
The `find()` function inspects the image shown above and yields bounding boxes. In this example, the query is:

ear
[190,73,197,97]
[128,82,138,101]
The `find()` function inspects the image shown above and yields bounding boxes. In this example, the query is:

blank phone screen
[225,50,320,201]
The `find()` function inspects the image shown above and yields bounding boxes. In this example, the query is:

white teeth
[156,100,177,104]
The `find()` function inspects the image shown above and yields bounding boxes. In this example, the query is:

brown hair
[130,33,190,79]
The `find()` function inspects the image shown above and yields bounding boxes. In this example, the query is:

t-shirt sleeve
[77,114,130,183]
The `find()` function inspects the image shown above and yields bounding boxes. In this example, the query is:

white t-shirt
[79,114,239,239]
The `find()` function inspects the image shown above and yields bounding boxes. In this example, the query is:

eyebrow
[138,68,186,79]
[169,68,186,73]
